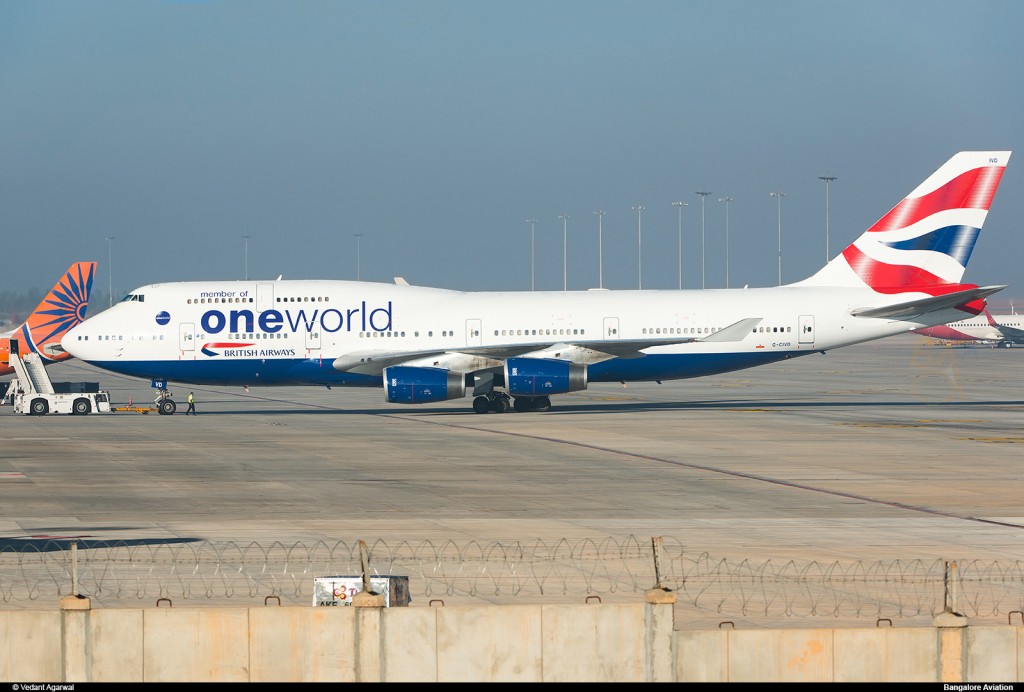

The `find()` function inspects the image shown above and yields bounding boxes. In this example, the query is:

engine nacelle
[504,358,587,397]
[383,366,466,404]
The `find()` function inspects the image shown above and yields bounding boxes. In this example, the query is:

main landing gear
[472,392,551,414]
[155,388,177,415]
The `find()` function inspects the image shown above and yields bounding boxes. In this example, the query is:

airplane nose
[61,325,84,358]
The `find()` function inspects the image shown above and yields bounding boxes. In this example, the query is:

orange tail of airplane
[0,262,97,375]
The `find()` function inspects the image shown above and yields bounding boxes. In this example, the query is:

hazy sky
[3,0,1023,308]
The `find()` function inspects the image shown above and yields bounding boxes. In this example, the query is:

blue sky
[3,0,1023,308]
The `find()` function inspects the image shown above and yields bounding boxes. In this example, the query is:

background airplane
[61,151,1010,415]
[914,309,1024,347]
[0,262,97,376]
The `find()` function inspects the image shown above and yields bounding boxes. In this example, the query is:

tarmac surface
[1,333,1022,625]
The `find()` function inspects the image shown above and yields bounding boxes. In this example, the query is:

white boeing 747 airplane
[61,151,1010,415]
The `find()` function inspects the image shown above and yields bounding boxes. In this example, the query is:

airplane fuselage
[63,279,935,388]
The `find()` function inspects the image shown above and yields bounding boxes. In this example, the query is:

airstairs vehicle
[2,339,111,415]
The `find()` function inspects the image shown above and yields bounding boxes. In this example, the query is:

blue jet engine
[504,357,587,396]
[383,366,466,404]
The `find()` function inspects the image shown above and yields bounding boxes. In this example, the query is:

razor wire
[1,536,1022,622]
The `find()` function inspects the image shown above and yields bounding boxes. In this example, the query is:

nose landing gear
[155,388,177,415]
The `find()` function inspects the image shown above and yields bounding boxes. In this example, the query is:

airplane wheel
[158,399,177,416]
[513,397,533,413]
[472,396,491,414]
[491,396,510,414]
[72,398,91,415]
[30,399,49,416]
[534,396,551,412]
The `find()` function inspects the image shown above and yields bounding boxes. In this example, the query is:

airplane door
[603,317,620,338]
[257,284,274,313]
[799,315,815,345]
[305,327,321,352]
[466,319,482,347]
[179,323,195,351]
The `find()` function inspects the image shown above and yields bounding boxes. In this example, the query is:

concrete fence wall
[0,593,1020,682]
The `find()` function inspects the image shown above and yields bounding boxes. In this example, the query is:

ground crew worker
[186,391,196,415]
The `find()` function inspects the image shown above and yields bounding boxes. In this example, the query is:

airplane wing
[850,285,1006,320]
[978,309,1024,343]
[994,326,1024,343]
[566,317,762,358]
[991,323,1024,346]
[333,317,763,375]
[333,346,533,375]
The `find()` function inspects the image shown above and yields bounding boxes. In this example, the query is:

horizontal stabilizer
[851,285,1006,320]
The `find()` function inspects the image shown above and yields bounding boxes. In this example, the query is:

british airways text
[200,301,393,334]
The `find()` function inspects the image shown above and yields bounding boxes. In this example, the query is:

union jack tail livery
[0,262,97,374]
[799,151,1010,298]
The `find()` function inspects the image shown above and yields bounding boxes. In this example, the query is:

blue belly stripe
[91,358,380,387]
[91,350,808,388]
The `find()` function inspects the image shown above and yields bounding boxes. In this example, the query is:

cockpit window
[119,294,145,303]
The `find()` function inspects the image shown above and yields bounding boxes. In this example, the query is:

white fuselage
[61,279,944,389]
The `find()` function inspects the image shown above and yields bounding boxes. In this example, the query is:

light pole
[353,233,364,281]
[819,175,837,263]
[770,191,785,285]
[593,210,605,289]
[558,214,569,291]
[672,201,687,290]
[718,197,733,288]
[105,236,115,308]
[526,219,537,290]
[242,235,251,280]
[632,204,645,289]
[695,190,711,289]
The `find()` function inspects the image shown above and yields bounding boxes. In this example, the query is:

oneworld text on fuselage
[199,301,393,334]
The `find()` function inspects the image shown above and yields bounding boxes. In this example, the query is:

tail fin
[797,151,1010,294]
[17,262,97,363]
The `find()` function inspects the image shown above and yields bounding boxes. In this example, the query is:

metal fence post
[944,560,959,614]
[651,536,665,589]
[359,539,375,595]
[71,541,78,596]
